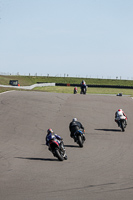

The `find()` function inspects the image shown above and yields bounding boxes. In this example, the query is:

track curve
[0,91,133,200]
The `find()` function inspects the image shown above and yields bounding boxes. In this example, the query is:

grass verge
[0,86,133,96]
[33,86,133,96]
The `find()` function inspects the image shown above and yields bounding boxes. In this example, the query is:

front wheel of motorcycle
[77,135,83,148]
[55,148,64,161]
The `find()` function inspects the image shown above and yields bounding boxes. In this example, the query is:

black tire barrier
[55,83,133,89]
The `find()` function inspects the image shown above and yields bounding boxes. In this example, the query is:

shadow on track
[15,157,58,161]
[95,129,121,132]
[64,144,80,148]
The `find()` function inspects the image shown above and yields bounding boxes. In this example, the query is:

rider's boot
[73,136,77,142]
[63,153,67,160]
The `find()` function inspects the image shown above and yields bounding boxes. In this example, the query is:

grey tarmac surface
[0,91,133,200]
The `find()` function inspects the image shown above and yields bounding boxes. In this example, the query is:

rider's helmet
[47,128,54,135]
[72,118,77,122]
[117,109,123,116]
[47,129,55,141]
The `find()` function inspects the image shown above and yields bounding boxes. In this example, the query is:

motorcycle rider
[80,80,87,93]
[74,86,78,94]
[69,118,85,141]
[46,129,67,159]
[115,109,127,126]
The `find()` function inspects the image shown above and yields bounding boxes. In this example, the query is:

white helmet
[117,109,123,116]
[72,118,77,122]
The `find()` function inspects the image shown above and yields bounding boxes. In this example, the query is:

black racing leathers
[69,121,84,138]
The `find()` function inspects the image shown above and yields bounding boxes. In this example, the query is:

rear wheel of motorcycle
[121,121,125,132]
[55,149,64,161]
[78,135,83,147]
[83,88,86,94]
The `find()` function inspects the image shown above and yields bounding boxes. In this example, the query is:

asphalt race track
[0,91,133,200]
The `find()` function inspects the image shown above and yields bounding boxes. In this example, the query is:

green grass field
[0,75,133,96]
[1,75,133,86]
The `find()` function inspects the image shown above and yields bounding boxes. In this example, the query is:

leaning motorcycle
[74,130,85,147]
[117,116,127,132]
[49,137,67,161]
[74,87,78,94]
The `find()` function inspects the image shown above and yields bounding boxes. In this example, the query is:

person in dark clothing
[69,118,85,140]
[80,80,87,94]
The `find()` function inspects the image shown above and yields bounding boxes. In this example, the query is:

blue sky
[0,0,133,79]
